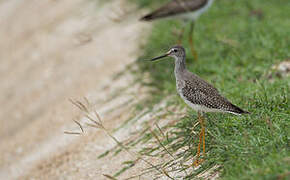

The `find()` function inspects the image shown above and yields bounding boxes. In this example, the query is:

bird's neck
[174,57,186,77]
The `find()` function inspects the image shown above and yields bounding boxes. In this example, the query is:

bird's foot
[193,158,204,167]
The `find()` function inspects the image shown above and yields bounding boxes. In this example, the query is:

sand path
[0,0,151,179]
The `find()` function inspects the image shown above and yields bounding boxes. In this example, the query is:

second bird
[141,0,215,61]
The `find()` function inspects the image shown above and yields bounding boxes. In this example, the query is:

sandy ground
[0,0,152,179]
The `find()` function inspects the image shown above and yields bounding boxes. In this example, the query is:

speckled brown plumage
[180,73,249,114]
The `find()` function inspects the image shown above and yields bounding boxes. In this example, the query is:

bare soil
[0,0,152,179]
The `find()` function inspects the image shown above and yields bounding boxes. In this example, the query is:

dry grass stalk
[67,98,174,178]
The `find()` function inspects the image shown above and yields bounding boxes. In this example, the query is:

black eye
[173,49,177,53]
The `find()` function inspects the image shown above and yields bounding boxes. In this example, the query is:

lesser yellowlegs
[150,45,249,166]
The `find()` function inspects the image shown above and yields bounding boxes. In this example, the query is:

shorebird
[150,45,249,166]
[141,0,215,61]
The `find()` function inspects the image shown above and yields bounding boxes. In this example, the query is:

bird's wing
[181,75,248,114]
[141,0,208,21]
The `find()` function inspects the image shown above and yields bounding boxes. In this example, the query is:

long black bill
[150,53,169,61]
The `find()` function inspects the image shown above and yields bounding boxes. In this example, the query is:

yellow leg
[189,22,198,61]
[194,112,206,167]
[201,115,206,156]
[195,123,202,166]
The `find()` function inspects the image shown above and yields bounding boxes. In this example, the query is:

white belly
[182,95,223,113]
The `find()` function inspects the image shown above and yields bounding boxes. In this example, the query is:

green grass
[125,0,290,179]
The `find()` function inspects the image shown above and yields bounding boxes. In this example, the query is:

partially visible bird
[141,0,215,61]
[150,45,250,166]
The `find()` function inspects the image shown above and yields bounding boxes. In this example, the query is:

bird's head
[150,45,186,61]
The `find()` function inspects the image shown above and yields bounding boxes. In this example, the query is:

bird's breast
[176,79,185,95]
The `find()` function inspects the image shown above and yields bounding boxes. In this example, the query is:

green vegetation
[127,0,290,179]
[94,0,290,179]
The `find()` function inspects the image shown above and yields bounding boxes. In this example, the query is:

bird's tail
[231,104,250,115]
[140,14,155,21]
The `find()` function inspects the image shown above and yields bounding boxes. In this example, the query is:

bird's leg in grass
[189,21,198,61]
[201,114,206,157]
[194,111,205,166]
